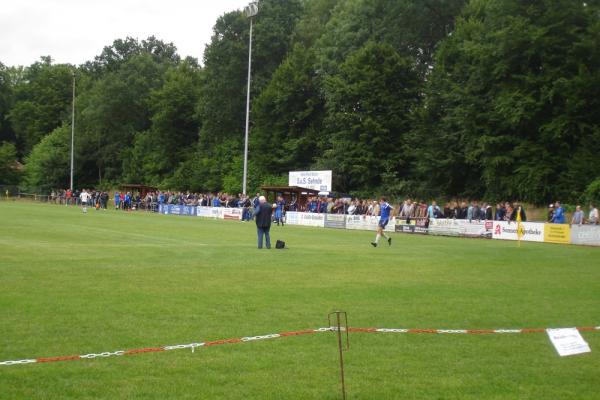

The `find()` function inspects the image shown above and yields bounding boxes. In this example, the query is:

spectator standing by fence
[547,204,555,222]
[511,202,526,222]
[457,202,468,219]
[551,202,565,223]
[427,201,439,220]
[571,206,584,226]
[495,203,505,220]
[588,204,598,224]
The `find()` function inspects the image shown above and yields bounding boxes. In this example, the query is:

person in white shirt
[80,189,91,214]
[589,204,599,225]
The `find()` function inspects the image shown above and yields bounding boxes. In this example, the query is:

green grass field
[1,202,599,399]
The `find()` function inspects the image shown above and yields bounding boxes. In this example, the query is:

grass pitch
[1,201,599,399]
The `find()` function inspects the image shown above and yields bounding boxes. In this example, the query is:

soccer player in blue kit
[371,197,393,247]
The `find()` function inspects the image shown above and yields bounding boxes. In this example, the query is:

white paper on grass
[546,328,591,357]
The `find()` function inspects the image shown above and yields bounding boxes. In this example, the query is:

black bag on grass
[276,240,286,249]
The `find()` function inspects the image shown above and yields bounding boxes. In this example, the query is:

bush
[23,126,70,192]
[584,178,600,206]
[0,142,21,185]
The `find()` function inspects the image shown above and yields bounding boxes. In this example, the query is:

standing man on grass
[371,197,393,248]
[80,189,91,214]
[254,196,272,249]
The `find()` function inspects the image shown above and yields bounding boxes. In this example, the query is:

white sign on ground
[546,328,591,357]
[288,170,332,192]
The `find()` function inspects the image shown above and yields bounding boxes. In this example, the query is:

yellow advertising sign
[544,224,571,244]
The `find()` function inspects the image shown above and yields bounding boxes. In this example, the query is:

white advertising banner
[570,225,600,246]
[286,211,300,225]
[429,219,493,238]
[345,215,395,233]
[197,206,213,218]
[492,221,545,242]
[285,212,325,227]
[222,207,242,220]
[288,170,332,192]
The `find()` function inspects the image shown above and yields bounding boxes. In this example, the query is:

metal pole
[336,312,347,400]
[328,311,349,400]
[242,17,253,196]
[70,70,75,191]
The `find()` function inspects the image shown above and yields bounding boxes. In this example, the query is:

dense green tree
[0,62,16,143]
[315,0,466,77]
[7,57,73,156]
[0,142,21,184]
[83,36,180,76]
[251,45,324,175]
[22,125,70,191]
[3,0,599,202]
[318,41,421,194]
[77,53,169,184]
[195,0,304,193]
[416,0,600,203]
[124,60,202,185]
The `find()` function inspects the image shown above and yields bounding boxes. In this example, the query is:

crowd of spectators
[48,189,599,225]
[50,189,109,209]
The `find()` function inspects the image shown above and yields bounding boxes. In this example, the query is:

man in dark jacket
[254,196,272,249]
[510,202,527,222]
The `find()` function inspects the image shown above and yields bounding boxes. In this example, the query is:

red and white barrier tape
[1,326,598,367]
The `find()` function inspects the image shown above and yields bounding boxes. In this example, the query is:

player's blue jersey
[380,202,392,220]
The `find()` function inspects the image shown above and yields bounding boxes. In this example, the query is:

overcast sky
[0,0,251,67]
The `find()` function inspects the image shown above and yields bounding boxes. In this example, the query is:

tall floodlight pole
[242,1,258,195]
[70,69,75,191]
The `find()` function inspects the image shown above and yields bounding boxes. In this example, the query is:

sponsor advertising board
[428,219,493,238]
[288,170,332,192]
[324,214,346,229]
[570,225,600,246]
[285,212,325,227]
[346,215,395,232]
[492,221,545,242]
[222,207,242,221]
[197,206,213,218]
[395,217,429,234]
[159,205,197,216]
[544,224,571,244]
[160,205,600,247]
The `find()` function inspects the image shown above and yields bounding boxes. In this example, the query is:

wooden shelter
[260,185,320,211]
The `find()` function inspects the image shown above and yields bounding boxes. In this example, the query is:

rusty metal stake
[328,311,349,400]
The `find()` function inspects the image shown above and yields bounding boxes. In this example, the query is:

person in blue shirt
[114,191,120,210]
[124,192,131,210]
[319,199,328,213]
[274,196,285,226]
[551,201,565,223]
[427,200,440,219]
[212,196,221,207]
[308,198,318,213]
[371,197,394,247]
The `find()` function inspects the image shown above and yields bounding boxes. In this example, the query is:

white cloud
[0,0,251,66]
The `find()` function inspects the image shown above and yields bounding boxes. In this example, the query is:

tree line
[1,0,599,205]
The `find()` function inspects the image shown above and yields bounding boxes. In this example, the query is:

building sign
[288,170,332,192]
